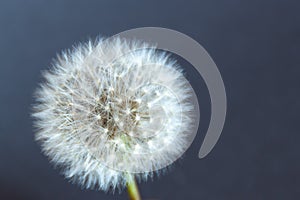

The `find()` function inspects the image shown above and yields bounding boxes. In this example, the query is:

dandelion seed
[32,37,195,193]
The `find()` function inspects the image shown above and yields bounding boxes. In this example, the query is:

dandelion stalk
[127,175,141,200]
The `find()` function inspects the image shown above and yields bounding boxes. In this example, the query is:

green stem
[127,175,141,200]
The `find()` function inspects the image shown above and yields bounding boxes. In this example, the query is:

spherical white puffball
[32,37,196,192]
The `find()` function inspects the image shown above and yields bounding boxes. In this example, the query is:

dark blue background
[0,0,299,199]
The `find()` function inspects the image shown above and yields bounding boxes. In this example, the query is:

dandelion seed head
[32,37,196,192]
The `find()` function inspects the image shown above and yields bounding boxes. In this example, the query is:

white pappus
[32,37,195,192]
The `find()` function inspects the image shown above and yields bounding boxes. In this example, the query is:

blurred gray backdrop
[0,0,299,199]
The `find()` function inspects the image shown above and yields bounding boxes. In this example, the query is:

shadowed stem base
[127,176,141,200]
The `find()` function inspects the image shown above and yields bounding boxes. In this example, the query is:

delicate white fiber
[32,37,195,192]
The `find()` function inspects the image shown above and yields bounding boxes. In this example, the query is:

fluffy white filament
[32,38,195,192]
